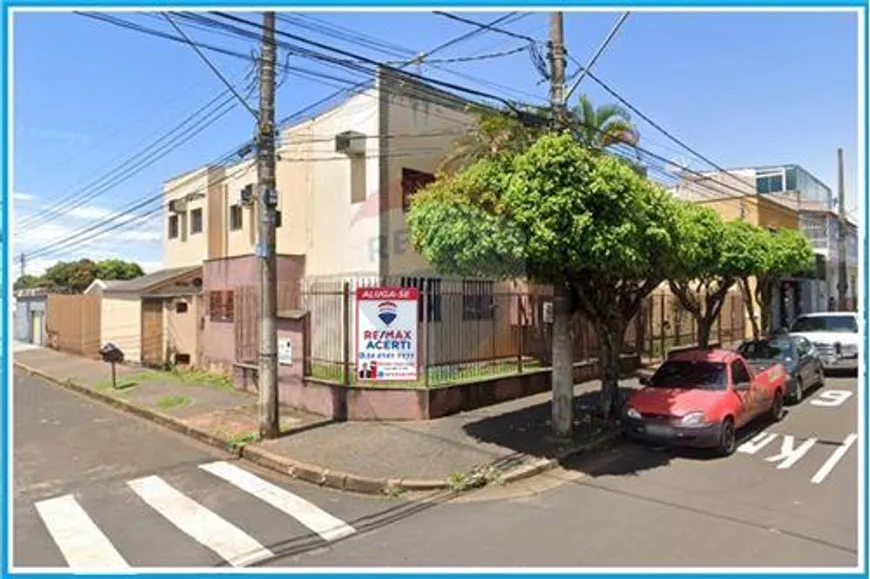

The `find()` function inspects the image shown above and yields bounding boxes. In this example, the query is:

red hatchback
[622,349,788,456]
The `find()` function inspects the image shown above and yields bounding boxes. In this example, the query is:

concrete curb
[15,360,622,496]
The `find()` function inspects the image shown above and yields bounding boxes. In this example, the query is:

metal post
[837,148,848,310]
[342,281,351,386]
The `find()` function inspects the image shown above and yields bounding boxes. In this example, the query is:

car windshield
[790,315,858,334]
[738,339,795,361]
[648,361,727,391]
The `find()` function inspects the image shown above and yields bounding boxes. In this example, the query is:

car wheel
[716,418,737,457]
[791,377,803,404]
[770,390,785,422]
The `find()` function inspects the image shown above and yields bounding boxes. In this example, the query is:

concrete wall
[201,254,306,373]
[163,294,201,366]
[279,90,382,277]
[163,166,226,269]
[101,295,142,363]
[14,296,46,344]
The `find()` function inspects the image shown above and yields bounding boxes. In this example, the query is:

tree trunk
[551,284,575,438]
[598,321,625,421]
[755,277,775,337]
[697,317,713,349]
[739,277,760,339]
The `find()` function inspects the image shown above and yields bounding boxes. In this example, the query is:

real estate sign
[355,287,419,381]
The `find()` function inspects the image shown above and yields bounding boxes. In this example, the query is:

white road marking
[200,461,356,542]
[811,433,858,485]
[764,435,817,469]
[34,494,129,570]
[810,390,854,407]
[737,432,778,455]
[127,475,273,567]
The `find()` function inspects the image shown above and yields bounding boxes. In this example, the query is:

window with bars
[462,280,494,321]
[208,290,234,322]
[400,277,442,323]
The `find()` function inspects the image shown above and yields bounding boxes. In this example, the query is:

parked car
[622,349,788,456]
[787,311,860,373]
[737,335,824,404]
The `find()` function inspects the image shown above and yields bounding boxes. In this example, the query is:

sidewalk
[14,346,648,495]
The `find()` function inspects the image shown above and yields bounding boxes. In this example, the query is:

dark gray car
[737,335,825,404]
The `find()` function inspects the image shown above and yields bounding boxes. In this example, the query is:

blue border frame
[1,3,867,577]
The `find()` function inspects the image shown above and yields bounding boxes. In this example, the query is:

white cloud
[13,200,163,277]
[13,191,35,202]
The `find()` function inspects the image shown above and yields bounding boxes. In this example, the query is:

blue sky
[11,9,860,277]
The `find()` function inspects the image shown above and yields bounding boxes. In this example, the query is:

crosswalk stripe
[200,461,356,542]
[127,475,274,567]
[34,494,130,570]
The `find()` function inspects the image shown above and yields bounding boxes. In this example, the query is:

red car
[622,349,788,456]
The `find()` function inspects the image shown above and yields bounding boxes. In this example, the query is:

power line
[564,12,630,101]
[162,12,259,119]
[432,11,539,44]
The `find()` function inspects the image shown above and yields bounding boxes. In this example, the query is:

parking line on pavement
[811,433,858,485]
[128,475,274,567]
[34,494,130,570]
[199,461,356,542]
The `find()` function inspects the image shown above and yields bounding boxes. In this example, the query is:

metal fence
[298,277,748,388]
[233,283,302,364]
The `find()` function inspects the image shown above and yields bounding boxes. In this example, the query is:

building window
[400,277,442,323]
[756,174,784,194]
[208,290,234,322]
[462,280,494,321]
[175,301,189,314]
[168,215,179,239]
[190,208,203,234]
[275,210,282,228]
[401,168,435,212]
[174,353,191,365]
[785,167,797,191]
[230,205,243,231]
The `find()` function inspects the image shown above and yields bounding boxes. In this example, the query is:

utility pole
[257,11,279,439]
[549,12,567,127]
[837,147,848,311]
[19,252,26,278]
[548,11,573,438]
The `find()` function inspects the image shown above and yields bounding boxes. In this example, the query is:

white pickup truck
[787,311,860,373]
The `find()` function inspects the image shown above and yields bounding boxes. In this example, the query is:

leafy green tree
[22,258,145,293]
[738,227,815,338]
[96,259,144,281]
[668,211,768,349]
[409,133,686,431]
[13,274,44,290]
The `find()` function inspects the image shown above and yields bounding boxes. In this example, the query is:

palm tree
[569,94,640,149]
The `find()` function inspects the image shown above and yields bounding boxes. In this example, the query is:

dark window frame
[208,290,235,322]
[168,214,179,239]
[401,168,435,212]
[190,208,203,235]
[229,205,243,231]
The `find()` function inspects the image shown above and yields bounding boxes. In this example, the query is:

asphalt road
[12,372,403,569]
[269,373,860,568]
[13,369,861,569]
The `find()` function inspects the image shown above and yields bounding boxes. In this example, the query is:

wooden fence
[45,294,102,358]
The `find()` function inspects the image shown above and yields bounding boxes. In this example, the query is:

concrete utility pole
[257,11,279,439]
[19,252,26,278]
[549,12,567,127]
[837,147,848,311]
[548,11,573,438]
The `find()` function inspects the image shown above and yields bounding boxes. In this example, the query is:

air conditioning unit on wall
[335,131,366,157]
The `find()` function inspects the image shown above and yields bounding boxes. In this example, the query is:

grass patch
[226,430,260,451]
[156,394,192,410]
[310,358,543,389]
